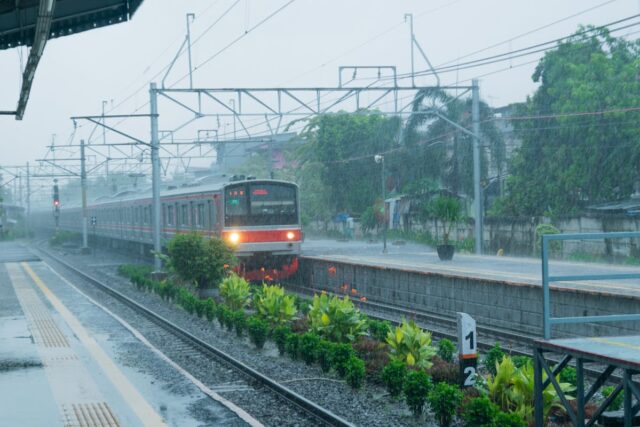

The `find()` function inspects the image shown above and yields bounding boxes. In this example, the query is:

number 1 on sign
[465,330,475,351]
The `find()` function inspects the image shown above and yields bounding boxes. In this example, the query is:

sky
[0,0,638,169]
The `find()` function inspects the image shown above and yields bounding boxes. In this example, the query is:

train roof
[89,178,297,207]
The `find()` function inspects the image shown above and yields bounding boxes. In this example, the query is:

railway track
[35,247,353,427]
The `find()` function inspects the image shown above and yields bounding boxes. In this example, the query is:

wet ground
[0,241,248,427]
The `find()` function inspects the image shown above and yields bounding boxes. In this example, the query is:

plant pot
[436,244,455,261]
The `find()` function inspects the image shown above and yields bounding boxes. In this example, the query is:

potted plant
[429,195,462,261]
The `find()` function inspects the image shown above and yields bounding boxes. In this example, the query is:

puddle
[0,358,43,372]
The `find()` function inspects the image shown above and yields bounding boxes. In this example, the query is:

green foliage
[462,396,499,427]
[558,366,577,388]
[298,112,401,215]
[194,299,207,318]
[512,356,531,369]
[403,87,504,199]
[484,342,505,376]
[253,284,297,326]
[535,223,562,254]
[299,332,321,365]
[247,316,268,349]
[428,196,463,244]
[308,293,367,343]
[272,325,292,356]
[495,28,640,216]
[403,370,432,417]
[215,304,226,328]
[494,411,527,427]
[602,385,623,411]
[49,230,78,246]
[331,343,356,377]
[381,360,407,398]
[368,319,391,342]
[317,340,334,373]
[285,333,300,360]
[345,356,366,389]
[352,337,389,383]
[167,233,236,289]
[360,205,381,233]
[428,382,463,427]
[219,274,251,310]
[231,310,247,337]
[437,338,456,363]
[204,298,217,322]
[386,319,437,369]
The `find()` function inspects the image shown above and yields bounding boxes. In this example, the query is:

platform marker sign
[457,312,477,387]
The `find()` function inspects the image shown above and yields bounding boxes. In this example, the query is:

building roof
[0,0,143,50]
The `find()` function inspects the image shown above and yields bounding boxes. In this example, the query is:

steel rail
[36,248,353,427]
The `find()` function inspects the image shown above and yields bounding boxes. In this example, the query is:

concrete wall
[292,257,640,339]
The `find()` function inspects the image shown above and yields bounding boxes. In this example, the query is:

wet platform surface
[0,241,40,263]
[302,239,640,297]
[0,243,249,426]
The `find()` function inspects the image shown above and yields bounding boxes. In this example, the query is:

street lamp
[374,154,387,254]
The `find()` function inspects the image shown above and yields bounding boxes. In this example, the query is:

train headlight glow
[286,231,295,240]
[229,232,240,244]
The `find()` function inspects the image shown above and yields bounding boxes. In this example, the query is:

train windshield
[225,182,298,226]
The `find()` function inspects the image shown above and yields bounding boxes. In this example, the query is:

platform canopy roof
[0,0,143,49]
[0,0,144,119]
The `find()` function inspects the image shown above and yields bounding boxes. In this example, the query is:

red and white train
[46,178,302,280]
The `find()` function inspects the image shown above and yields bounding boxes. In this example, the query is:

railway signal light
[52,184,60,207]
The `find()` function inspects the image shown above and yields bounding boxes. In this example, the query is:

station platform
[533,335,640,426]
[301,238,640,297]
[0,242,249,427]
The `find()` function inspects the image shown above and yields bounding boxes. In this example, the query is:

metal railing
[542,231,640,339]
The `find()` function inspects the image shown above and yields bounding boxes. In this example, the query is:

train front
[222,180,302,281]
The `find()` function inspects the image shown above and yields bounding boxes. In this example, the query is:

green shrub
[272,325,291,356]
[295,296,312,315]
[494,411,526,427]
[512,355,531,369]
[403,370,432,417]
[215,304,226,328]
[331,343,356,377]
[535,223,562,254]
[559,366,577,388]
[224,309,235,332]
[167,233,236,290]
[602,385,624,411]
[317,340,334,373]
[299,333,321,365]
[194,299,206,318]
[247,316,268,349]
[368,319,392,342]
[345,356,366,389]
[49,230,78,246]
[386,319,437,369]
[437,338,456,363]
[231,310,246,337]
[204,298,217,322]
[484,342,505,376]
[308,293,367,343]
[382,360,407,398]
[253,284,297,326]
[285,333,300,360]
[428,382,463,427]
[220,274,251,310]
[462,396,498,427]
[427,356,459,385]
[353,337,389,383]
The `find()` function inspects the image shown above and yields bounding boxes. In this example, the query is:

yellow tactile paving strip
[20,262,167,427]
[5,263,167,427]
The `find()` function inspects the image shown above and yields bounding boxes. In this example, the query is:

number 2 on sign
[463,366,476,386]
[465,330,475,351]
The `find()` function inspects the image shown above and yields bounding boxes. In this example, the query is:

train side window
[207,200,214,229]
[197,204,205,228]
[167,205,174,226]
[181,205,188,226]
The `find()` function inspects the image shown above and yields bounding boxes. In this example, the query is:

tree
[297,111,401,216]
[495,27,640,216]
[400,88,505,198]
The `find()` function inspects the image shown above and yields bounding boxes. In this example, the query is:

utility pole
[26,162,30,236]
[80,139,90,253]
[186,13,195,89]
[102,100,109,178]
[472,79,482,255]
[375,154,387,253]
[405,13,415,87]
[150,83,162,272]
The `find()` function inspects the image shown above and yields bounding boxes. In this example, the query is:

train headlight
[229,232,240,244]
[286,231,295,240]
